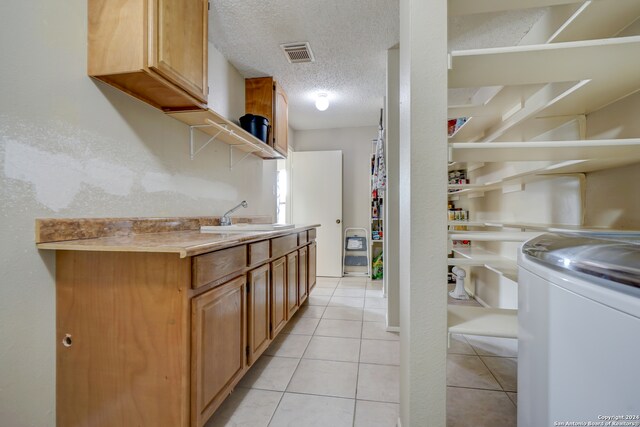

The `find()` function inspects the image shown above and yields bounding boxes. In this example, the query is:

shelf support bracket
[189,123,227,160]
[229,145,255,170]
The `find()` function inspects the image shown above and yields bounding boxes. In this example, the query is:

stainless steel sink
[200,224,295,233]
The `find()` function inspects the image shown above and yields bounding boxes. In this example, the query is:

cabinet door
[274,81,289,156]
[247,264,271,365]
[287,251,299,318]
[298,247,308,305]
[271,257,287,338]
[245,77,274,142]
[192,276,246,427]
[149,0,208,102]
[308,242,317,292]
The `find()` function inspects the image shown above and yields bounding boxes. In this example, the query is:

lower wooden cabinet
[52,228,317,427]
[287,251,299,318]
[191,276,246,427]
[298,246,308,305]
[308,242,317,292]
[247,264,271,365]
[271,256,287,338]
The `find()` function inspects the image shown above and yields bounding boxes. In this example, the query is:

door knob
[336,219,341,224]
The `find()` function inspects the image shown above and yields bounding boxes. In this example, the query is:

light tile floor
[446,284,518,426]
[206,279,517,427]
[206,277,399,427]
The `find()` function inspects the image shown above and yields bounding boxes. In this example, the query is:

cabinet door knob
[336,219,341,224]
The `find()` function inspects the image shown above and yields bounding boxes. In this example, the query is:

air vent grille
[280,42,315,64]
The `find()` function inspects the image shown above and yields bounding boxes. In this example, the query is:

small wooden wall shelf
[167,109,285,161]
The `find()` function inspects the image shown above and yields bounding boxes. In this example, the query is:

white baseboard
[386,313,401,333]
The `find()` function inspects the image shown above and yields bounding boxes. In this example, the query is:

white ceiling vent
[280,42,315,64]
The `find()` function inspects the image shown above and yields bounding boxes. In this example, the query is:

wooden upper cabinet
[273,82,289,156]
[245,77,289,157]
[88,0,208,111]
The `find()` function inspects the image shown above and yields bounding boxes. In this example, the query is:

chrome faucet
[220,200,248,226]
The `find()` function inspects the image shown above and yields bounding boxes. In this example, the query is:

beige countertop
[36,224,320,258]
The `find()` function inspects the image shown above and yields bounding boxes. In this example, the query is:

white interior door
[291,151,343,277]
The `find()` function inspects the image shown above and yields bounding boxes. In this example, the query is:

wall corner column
[398,0,448,425]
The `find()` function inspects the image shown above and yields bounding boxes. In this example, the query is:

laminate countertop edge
[36,224,321,258]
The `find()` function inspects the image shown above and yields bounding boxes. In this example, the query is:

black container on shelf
[239,114,270,144]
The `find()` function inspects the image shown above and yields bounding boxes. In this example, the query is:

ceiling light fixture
[315,93,329,111]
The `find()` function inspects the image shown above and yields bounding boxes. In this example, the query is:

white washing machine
[518,233,640,427]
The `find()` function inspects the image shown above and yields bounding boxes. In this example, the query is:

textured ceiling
[210,1,545,130]
[209,0,399,130]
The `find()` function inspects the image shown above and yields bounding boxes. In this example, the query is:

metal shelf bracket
[189,123,227,160]
[229,145,256,170]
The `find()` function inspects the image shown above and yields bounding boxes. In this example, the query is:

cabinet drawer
[271,234,298,259]
[308,228,317,241]
[298,231,308,246]
[248,240,270,267]
[192,245,246,288]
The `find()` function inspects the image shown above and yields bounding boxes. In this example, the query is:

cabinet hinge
[208,2,210,11]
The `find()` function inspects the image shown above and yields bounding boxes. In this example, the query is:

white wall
[0,2,276,425]
[584,90,640,230]
[208,45,246,123]
[385,48,400,328]
[293,126,377,237]
[399,0,448,425]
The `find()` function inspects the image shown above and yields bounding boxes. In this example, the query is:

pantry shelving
[449,247,518,283]
[447,153,640,200]
[449,36,640,90]
[449,139,640,163]
[445,1,640,343]
[447,305,518,339]
[549,0,640,43]
[449,231,542,242]
[448,221,640,236]
[370,141,384,279]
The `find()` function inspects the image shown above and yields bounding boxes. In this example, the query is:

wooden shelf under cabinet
[167,109,285,160]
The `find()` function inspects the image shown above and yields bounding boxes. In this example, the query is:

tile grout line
[266,306,316,427]
[447,384,505,393]
[352,297,366,427]
[448,351,505,393]
[266,283,330,426]
[476,352,509,393]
